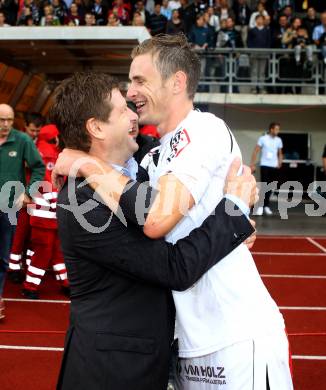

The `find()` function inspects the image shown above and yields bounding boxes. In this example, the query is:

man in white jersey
[53,35,292,390]
[250,122,283,216]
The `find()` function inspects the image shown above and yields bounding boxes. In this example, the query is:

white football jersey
[142,110,285,358]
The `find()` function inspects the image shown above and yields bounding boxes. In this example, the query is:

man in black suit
[51,72,256,390]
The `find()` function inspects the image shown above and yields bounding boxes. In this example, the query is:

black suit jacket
[56,175,253,390]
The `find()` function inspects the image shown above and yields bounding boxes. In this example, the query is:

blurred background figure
[250,122,283,216]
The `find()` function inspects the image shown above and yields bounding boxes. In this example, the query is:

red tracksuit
[23,125,69,293]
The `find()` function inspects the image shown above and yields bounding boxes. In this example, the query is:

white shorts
[174,332,293,390]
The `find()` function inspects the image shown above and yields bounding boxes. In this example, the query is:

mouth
[135,100,146,113]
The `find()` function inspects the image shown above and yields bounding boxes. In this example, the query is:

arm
[250,144,261,173]
[58,185,254,292]
[278,148,283,168]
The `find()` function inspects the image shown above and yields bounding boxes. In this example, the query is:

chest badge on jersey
[8,151,17,157]
[46,162,55,171]
[167,128,191,163]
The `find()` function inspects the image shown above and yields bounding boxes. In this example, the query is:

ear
[85,118,105,140]
[173,71,187,95]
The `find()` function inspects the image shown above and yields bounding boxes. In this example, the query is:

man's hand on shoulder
[224,157,259,208]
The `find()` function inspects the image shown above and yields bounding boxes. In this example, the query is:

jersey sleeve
[278,137,283,149]
[257,135,264,148]
[159,114,234,204]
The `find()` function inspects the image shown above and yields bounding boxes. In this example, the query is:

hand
[52,148,93,190]
[224,157,259,208]
[244,219,256,250]
[14,193,31,209]
[250,164,256,173]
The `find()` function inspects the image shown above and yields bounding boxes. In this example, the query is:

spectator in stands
[64,2,83,25]
[206,6,220,33]
[249,1,269,29]
[313,12,326,64]
[292,26,313,66]
[281,4,294,22]
[273,0,294,16]
[107,12,120,25]
[168,0,181,11]
[272,13,288,47]
[84,11,96,25]
[302,7,319,40]
[233,0,251,47]
[216,16,243,48]
[0,104,44,320]
[189,13,215,49]
[52,0,68,25]
[149,3,167,36]
[216,0,235,22]
[166,8,185,34]
[134,0,150,26]
[282,16,302,48]
[132,10,145,26]
[91,0,108,25]
[178,0,196,35]
[41,4,61,25]
[250,122,283,216]
[0,10,10,26]
[248,14,271,93]
[161,0,172,20]
[0,0,18,25]
[111,0,130,25]
[17,0,39,26]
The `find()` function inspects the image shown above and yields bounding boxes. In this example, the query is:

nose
[126,83,137,100]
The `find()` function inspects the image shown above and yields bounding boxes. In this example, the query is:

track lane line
[3,298,70,304]
[306,237,326,253]
[261,274,326,279]
[252,252,326,256]
[279,306,326,311]
[0,345,63,351]
[292,355,326,360]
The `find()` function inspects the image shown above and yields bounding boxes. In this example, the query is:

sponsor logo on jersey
[8,151,17,157]
[46,162,55,171]
[180,364,227,386]
[167,128,191,163]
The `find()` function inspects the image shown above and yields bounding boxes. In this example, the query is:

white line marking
[292,355,326,361]
[306,237,326,253]
[0,345,63,351]
[261,274,326,279]
[252,252,326,256]
[3,298,70,304]
[279,306,326,311]
[258,236,325,240]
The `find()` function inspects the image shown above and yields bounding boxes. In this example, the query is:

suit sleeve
[58,186,254,292]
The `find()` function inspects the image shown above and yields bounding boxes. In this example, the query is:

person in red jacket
[22,124,69,299]
[8,113,45,283]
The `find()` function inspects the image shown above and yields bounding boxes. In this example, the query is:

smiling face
[98,89,139,163]
[127,53,172,126]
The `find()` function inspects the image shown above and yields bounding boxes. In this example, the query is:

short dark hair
[24,112,45,127]
[131,34,201,100]
[49,72,119,152]
[269,122,280,131]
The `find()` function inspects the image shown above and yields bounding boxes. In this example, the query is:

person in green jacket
[0,103,45,320]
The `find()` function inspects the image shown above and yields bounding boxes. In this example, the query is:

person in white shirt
[53,34,292,390]
[127,34,292,390]
[250,122,283,216]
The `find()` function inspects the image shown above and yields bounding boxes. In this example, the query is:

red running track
[0,236,325,390]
